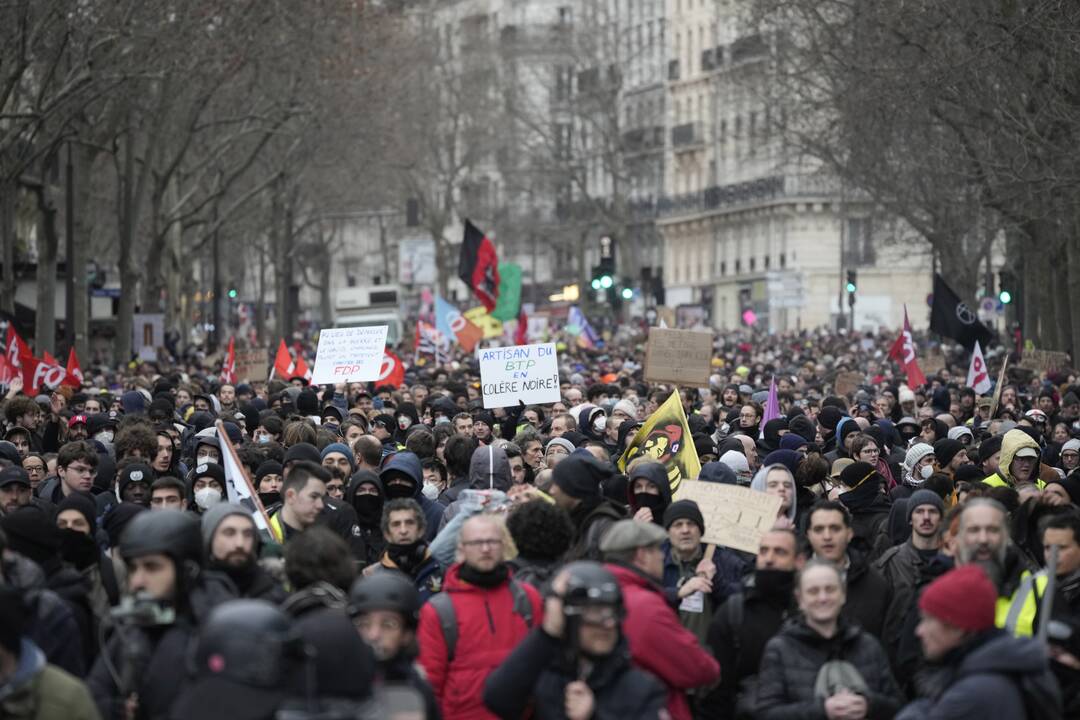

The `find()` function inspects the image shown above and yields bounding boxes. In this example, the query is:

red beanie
[918,565,997,632]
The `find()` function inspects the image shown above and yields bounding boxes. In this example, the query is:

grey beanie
[906,489,945,521]
[200,502,256,552]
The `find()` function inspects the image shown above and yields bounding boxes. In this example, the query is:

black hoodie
[346,470,385,566]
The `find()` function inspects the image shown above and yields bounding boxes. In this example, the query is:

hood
[467,444,512,491]
[999,429,1041,485]
[960,632,1050,677]
[379,452,423,496]
[575,405,605,441]
[761,418,789,450]
[699,461,737,484]
[627,462,672,514]
[750,463,797,521]
[347,469,384,503]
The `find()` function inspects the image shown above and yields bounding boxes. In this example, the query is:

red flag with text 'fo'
[62,347,83,388]
[458,220,500,312]
[887,305,926,388]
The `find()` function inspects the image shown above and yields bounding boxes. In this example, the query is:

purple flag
[761,378,781,437]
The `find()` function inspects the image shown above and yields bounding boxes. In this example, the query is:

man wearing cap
[202,503,286,603]
[875,488,945,670]
[66,415,89,442]
[115,461,154,507]
[549,455,625,561]
[371,413,399,455]
[0,466,35,516]
[897,565,1061,719]
[661,499,748,647]
[983,427,1046,490]
[320,442,355,477]
[544,437,573,469]
[601,519,720,720]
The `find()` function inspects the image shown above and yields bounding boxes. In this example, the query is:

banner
[220,336,237,384]
[435,295,483,353]
[477,343,560,408]
[644,327,712,387]
[674,481,782,554]
[62,347,83,388]
[310,326,389,385]
[618,391,702,493]
[459,219,500,311]
[491,262,522,322]
[378,350,406,388]
[2,327,30,386]
[887,305,926,387]
[966,341,992,394]
[567,306,600,349]
[930,274,994,350]
[22,355,67,395]
[216,420,271,534]
[463,306,504,339]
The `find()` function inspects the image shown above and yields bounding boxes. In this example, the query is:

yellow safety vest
[981,473,1046,490]
[268,511,285,544]
[1002,569,1051,637]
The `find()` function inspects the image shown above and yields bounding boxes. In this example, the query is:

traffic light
[998,270,1015,305]
[227,288,238,299]
[620,286,633,300]
[590,265,614,291]
[846,270,857,306]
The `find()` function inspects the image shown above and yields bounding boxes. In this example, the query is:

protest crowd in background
[1,301,1079,719]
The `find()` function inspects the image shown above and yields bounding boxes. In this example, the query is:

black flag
[930,274,994,350]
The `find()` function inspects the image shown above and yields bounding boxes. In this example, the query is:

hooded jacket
[605,563,720,720]
[416,563,543,720]
[627,462,672,522]
[0,638,99,720]
[838,471,893,562]
[345,470,385,567]
[381,452,443,541]
[467,445,511,491]
[750,464,798,523]
[984,429,1046,489]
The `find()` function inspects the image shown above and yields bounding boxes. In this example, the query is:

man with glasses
[41,441,98,505]
[20,454,48,491]
[418,514,543,720]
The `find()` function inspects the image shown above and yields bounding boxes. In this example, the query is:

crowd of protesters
[0,323,1076,719]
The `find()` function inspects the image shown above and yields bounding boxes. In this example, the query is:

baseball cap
[0,467,31,489]
[1014,447,1040,459]
[67,414,88,428]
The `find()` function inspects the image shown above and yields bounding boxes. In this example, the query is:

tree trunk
[255,243,266,343]
[163,175,183,338]
[271,178,286,341]
[115,123,138,365]
[1067,230,1080,365]
[33,177,58,355]
[0,180,16,316]
[70,143,92,363]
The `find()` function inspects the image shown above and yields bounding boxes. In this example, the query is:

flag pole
[214,420,273,531]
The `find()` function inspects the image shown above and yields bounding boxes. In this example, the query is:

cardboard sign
[675,481,782,555]
[310,326,388,384]
[644,328,712,387]
[833,370,863,399]
[921,351,946,376]
[478,343,560,408]
[1019,348,1071,373]
[234,347,268,383]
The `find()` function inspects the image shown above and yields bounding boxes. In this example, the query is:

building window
[735,259,741,274]
[764,255,770,269]
[720,260,726,276]
[780,252,786,268]
[749,257,756,271]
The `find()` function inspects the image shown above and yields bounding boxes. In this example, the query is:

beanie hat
[612,399,638,421]
[200,503,255,552]
[948,426,974,442]
[693,433,717,459]
[953,464,985,484]
[788,415,817,442]
[978,435,1004,464]
[321,443,356,472]
[898,387,916,404]
[718,450,750,476]
[283,443,321,466]
[780,433,809,452]
[102,502,148,549]
[663,500,705,533]
[763,449,801,476]
[117,462,155,495]
[818,406,844,432]
[255,461,283,483]
[904,443,935,471]
[545,437,575,455]
[1063,438,1080,455]
[1,506,60,567]
[906,488,945,521]
[552,454,612,499]
[933,439,964,468]
[919,565,997,632]
[56,491,99,534]
[839,461,877,490]
[296,390,320,416]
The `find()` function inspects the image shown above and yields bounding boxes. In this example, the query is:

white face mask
[194,486,222,510]
[421,482,440,501]
[94,430,114,444]
[197,453,219,465]
[920,464,934,480]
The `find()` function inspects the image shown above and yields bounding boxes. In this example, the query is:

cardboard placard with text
[644,328,713,387]
[1019,348,1071,373]
[478,343,561,408]
[234,347,268,383]
[674,481,782,554]
[833,371,863,399]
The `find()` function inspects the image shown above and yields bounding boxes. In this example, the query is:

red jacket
[418,563,543,720]
[606,563,721,720]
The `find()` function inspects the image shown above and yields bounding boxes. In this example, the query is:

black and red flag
[458,220,500,312]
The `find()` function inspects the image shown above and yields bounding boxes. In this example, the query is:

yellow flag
[464,306,504,338]
[618,391,701,493]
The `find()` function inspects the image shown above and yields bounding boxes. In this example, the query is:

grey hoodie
[467,444,511,492]
[750,463,798,522]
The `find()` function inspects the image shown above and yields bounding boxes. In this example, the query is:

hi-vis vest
[268,511,286,544]
[1002,569,1051,637]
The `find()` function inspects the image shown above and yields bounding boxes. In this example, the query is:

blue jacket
[662,540,749,606]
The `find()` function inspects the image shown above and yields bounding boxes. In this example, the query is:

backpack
[1012,669,1063,720]
[428,579,534,661]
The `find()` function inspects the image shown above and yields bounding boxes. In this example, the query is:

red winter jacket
[417,563,543,720]
[606,562,721,720]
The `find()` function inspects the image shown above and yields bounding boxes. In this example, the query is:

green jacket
[0,640,100,720]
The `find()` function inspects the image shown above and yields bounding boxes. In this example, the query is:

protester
[363,498,443,600]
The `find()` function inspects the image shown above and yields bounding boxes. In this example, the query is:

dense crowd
[0,324,1077,719]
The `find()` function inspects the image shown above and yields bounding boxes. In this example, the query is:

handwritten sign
[675,480,782,554]
[310,326,388,385]
[833,370,863,399]
[644,328,712,387]
[234,347,267,383]
[478,343,560,408]
[1020,348,1071,373]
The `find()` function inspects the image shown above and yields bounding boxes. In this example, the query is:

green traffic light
[845,282,856,293]
[621,287,633,300]
[999,290,1012,304]
[591,278,602,290]
[600,275,614,289]
[228,289,238,299]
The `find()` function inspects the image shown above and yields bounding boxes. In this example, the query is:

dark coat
[874,539,932,670]
[483,627,668,720]
[896,631,1061,720]
[837,549,890,640]
[756,618,904,720]
[5,553,85,677]
[566,497,624,561]
[88,623,192,720]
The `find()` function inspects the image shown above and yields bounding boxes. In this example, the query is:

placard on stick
[833,371,863,399]
[234,347,267,382]
[478,343,560,408]
[644,328,713,387]
[1019,348,1071,373]
[675,481,782,554]
[310,326,388,385]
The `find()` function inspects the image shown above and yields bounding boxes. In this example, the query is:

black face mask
[258,491,281,508]
[352,494,384,525]
[383,481,415,501]
[387,539,429,576]
[754,568,796,599]
[323,423,340,435]
[634,493,666,525]
[59,529,99,570]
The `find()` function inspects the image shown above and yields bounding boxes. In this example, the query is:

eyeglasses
[23,464,45,474]
[461,538,503,548]
[64,464,96,476]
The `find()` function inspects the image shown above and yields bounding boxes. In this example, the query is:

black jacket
[4,552,85,677]
[841,549,890,640]
[380,654,442,720]
[483,627,668,720]
[567,497,625,561]
[757,617,903,720]
[874,539,932,671]
[839,481,893,562]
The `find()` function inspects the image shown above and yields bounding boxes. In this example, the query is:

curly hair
[506,499,574,562]
[4,396,39,426]
[281,420,317,448]
[114,422,158,461]
[284,525,356,591]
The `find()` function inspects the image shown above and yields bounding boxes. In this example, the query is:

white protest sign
[310,326,388,384]
[675,480,782,554]
[478,343,560,409]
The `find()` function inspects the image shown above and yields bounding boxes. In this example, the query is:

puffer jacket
[416,564,543,720]
[605,563,720,720]
[757,617,903,720]
[983,429,1045,489]
[841,549,890,640]
[0,639,99,720]
[483,628,667,720]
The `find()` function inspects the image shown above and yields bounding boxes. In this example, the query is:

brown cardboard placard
[644,328,713,387]
[234,347,268,383]
[675,480,783,554]
[833,370,863,399]
[1019,348,1071,373]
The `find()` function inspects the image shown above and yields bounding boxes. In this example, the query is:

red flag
[514,307,528,345]
[458,220,500,311]
[2,327,30,386]
[889,305,926,388]
[293,354,312,383]
[22,354,67,395]
[378,350,406,388]
[220,336,237,384]
[42,350,57,365]
[62,347,83,388]
[272,339,292,380]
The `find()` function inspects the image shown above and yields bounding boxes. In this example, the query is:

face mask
[634,493,666,524]
[384,482,414,500]
[94,430,114,444]
[197,454,218,465]
[195,486,222,510]
[920,464,934,480]
[435,416,451,425]
[59,529,99,570]
[257,435,271,445]
[593,415,606,434]
[323,423,340,435]
[352,494,383,524]
[421,482,440,500]
[258,491,281,507]
[398,416,412,430]
[754,568,796,597]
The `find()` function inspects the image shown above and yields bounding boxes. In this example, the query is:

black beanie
[1,506,60,568]
[953,464,985,484]
[296,390,320,416]
[663,500,705,534]
[788,415,817,443]
[819,406,844,432]
[56,491,99,534]
[552,454,612,500]
[933,438,964,468]
[978,435,1004,464]
[102,502,148,549]
[283,442,321,466]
